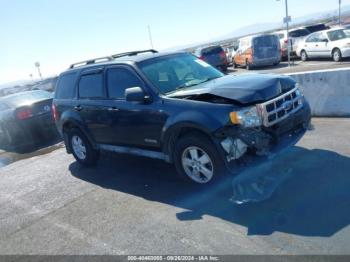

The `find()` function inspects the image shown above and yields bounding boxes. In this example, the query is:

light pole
[35,62,43,80]
[339,0,342,26]
[147,25,154,49]
[277,0,291,67]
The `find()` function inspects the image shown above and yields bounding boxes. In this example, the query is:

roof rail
[111,49,158,59]
[69,56,113,69]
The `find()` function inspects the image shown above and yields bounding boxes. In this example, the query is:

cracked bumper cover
[215,100,311,167]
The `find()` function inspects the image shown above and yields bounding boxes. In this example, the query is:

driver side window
[107,68,143,100]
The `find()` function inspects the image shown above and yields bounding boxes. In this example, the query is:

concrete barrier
[287,67,350,117]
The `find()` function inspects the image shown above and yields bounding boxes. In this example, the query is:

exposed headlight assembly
[230,106,262,128]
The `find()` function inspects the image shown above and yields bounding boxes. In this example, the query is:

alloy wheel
[181,146,214,184]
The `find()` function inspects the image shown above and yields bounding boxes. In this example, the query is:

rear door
[253,35,280,60]
[74,68,111,144]
[317,32,332,57]
[303,33,321,57]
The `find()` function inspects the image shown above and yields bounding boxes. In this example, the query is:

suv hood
[167,74,296,104]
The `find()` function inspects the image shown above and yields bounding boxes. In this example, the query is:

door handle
[74,105,83,111]
[316,45,319,47]
[108,107,119,111]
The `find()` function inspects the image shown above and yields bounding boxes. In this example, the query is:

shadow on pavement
[0,136,62,168]
[70,146,350,237]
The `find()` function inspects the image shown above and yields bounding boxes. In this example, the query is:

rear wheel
[0,126,13,147]
[333,48,342,62]
[174,133,225,185]
[67,128,99,166]
[221,65,228,72]
[301,50,308,62]
[246,60,252,70]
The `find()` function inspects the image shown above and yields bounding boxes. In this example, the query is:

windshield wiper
[166,76,221,95]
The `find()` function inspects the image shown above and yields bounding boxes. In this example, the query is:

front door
[102,66,167,148]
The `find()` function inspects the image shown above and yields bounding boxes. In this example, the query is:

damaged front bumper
[214,101,311,204]
[216,101,311,165]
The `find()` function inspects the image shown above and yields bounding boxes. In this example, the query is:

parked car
[194,45,228,72]
[304,23,330,33]
[0,90,58,150]
[275,28,311,59]
[53,50,311,185]
[296,28,350,62]
[233,34,281,70]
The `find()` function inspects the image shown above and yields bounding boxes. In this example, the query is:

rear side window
[107,68,143,99]
[78,73,104,99]
[202,46,223,55]
[306,33,321,43]
[55,72,77,99]
[289,29,310,38]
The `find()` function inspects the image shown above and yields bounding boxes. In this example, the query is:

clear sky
[0,0,349,84]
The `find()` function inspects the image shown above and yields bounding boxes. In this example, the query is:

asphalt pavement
[0,118,350,254]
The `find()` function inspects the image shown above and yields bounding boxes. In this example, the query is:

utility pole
[339,0,342,26]
[35,62,43,80]
[147,25,154,49]
[284,0,291,67]
[277,0,291,67]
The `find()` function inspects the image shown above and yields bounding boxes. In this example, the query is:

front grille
[257,86,303,127]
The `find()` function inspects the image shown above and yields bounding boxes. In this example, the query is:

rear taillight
[16,107,33,120]
[52,104,58,121]
[199,56,205,61]
[219,51,226,58]
[284,39,289,44]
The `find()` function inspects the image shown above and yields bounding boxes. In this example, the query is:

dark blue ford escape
[53,50,311,185]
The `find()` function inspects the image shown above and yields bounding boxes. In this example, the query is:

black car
[53,50,311,185]
[194,46,229,72]
[0,90,58,150]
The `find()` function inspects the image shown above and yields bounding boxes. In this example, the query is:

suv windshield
[139,54,224,94]
[327,30,348,41]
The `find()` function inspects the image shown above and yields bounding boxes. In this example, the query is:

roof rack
[111,49,158,59]
[69,56,113,69]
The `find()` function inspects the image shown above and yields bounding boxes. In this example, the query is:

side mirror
[125,87,151,103]
[322,39,329,43]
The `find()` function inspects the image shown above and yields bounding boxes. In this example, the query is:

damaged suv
[53,50,311,185]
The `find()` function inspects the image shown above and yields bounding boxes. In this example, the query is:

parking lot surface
[0,118,350,255]
[229,59,350,75]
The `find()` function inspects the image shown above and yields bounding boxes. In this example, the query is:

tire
[221,65,228,72]
[173,133,225,185]
[246,60,252,70]
[67,128,99,166]
[0,126,12,147]
[333,48,342,62]
[301,50,308,62]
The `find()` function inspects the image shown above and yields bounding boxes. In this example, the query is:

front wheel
[246,60,252,70]
[174,134,225,185]
[67,128,99,166]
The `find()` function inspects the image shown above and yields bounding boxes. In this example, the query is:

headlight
[230,106,262,128]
